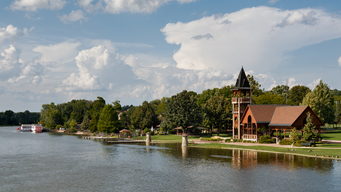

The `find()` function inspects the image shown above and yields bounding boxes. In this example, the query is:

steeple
[234,67,251,88]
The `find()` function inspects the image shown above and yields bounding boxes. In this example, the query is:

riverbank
[190,142,341,160]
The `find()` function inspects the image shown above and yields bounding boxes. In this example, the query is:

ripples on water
[1,126,341,191]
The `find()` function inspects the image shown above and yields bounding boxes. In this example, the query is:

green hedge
[259,135,275,143]
[279,139,293,145]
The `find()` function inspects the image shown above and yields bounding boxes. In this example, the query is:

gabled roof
[232,67,251,89]
[269,106,308,126]
[241,105,287,123]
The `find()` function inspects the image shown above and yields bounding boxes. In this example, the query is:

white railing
[243,134,257,142]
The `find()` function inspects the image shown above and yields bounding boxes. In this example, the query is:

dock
[82,136,145,144]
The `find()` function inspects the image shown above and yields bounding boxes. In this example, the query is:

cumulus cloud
[78,0,195,14]
[59,10,87,24]
[161,6,341,74]
[0,45,22,80]
[62,45,139,91]
[192,33,213,40]
[10,0,66,11]
[308,78,321,89]
[33,41,81,64]
[0,45,45,85]
[0,25,29,44]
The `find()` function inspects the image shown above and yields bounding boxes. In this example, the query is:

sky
[1,0,341,112]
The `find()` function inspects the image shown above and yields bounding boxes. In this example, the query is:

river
[1,126,341,191]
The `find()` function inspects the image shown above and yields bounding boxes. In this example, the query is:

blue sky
[0,0,341,112]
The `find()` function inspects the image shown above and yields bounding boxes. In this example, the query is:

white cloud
[308,78,321,89]
[59,10,87,24]
[79,0,195,14]
[338,56,341,67]
[33,41,81,64]
[0,45,22,80]
[0,45,45,85]
[62,45,138,91]
[10,0,66,11]
[161,6,341,74]
[0,25,29,44]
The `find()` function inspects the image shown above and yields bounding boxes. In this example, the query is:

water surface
[1,126,341,191]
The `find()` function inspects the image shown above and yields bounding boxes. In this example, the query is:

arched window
[248,115,252,128]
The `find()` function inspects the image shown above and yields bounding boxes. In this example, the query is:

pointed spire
[234,67,250,88]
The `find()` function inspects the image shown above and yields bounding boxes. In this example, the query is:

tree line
[38,76,341,134]
[0,110,40,126]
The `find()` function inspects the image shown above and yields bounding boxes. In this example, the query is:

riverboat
[19,124,43,133]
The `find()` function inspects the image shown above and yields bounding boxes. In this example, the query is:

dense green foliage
[289,85,311,105]
[302,112,316,141]
[301,80,334,124]
[202,95,231,135]
[98,104,121,133]
[289,127,299,143]
[279,139,292,145]
[258,135,275,143]
[335,102,341,125]
[0,110,40,125]
[130,101,158,130]
[165,90,202,132]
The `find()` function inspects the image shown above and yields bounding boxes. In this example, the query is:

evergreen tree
[301,80,334,124]
[89,97,106,132]
[247,74,263,96]
[289,127,299,143]
[97,104,120,133]
[302,112,316,141]
[81,115,90,130]
[335,102,341,125]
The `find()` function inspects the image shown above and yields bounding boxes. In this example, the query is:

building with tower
[232,67,322,142]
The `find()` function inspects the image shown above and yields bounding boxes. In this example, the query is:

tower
[231,67,253,140]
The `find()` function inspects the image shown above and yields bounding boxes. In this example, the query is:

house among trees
[232,67,323,141]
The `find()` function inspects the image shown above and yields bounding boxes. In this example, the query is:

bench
[301,142,311,147]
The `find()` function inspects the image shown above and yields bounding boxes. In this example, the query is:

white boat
[19,124,43,133]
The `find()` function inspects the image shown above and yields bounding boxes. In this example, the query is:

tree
[289,127,299,143]
[112,100,122,112]
[270,85,289,102]
[165,90,202,133]
[202,95,231,136]
[247,74,263,96]
[302,112,316,141]
[81,115,90,130]
[130,101,157,130]
[335,102,341,125]
[253,92,286,104]
[97,104,121,133]
[289,85,311,106]
[301,80,334,124]
[89,97,106,132]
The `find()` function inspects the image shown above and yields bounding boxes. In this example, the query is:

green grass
[191,143,341,158]
[321,130,341,140]
[317,144,341,148]
[132,133,232,142]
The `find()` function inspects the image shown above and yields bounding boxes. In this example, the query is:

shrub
[314,141,323,144]
[279,139,292,145]
[206,138,222,141]
[233,139,237,142]
[225,139,231,142]
[259,135,275,143]
[150,131,155,136]
[143,128,150,134]
[237,139,243,142]
[294,140,305,147]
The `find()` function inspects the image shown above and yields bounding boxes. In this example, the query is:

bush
[150,131,155,136]
[259,135,275,143]
[233,139,237,142]
[225,139,231,142]
[143,128,150,134]
[294,140,305,147]
[314,141,323,144]
[237,139,243,142]
[206,138,222,141]
[279,139,292,145]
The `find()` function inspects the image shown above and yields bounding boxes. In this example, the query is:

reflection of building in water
[231,149,257,169]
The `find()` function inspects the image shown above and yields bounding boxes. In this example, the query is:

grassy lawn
[132,133,232,142]
[190,143,341,158]
[321,130,341,140]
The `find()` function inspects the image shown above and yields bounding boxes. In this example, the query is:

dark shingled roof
[269,106,308,126]
[234,67,250,88]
